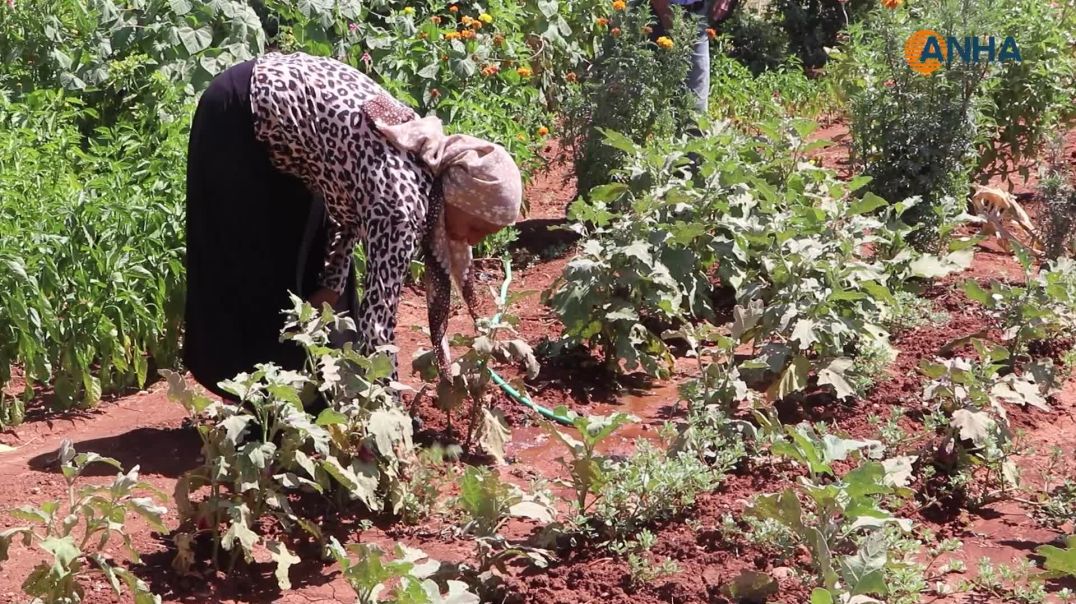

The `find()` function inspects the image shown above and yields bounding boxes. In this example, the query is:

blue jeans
[650,1,710,116]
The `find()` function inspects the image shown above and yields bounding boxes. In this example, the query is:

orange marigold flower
[493,34,505,46]
[471,20,482,29]
[443,31,459,40]
[565,71,577,82]
[537,126,549,136]
[431,15,442,23]
[881,0,902,7]
[449,4,458,12]
[517,66,532,77]
[611,26,621,37]
[596,16,609,26]
[612,0,626,10]
[656,35,673,49]
[461,15,473,25]
[460,28,475,39]
[706,27,716,39]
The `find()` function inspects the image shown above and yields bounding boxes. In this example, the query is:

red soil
[2,132,1076,603]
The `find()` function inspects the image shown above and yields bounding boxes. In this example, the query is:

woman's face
[444,204,503,245]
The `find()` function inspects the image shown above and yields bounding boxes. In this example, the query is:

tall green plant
[560,3,696,194]
[839,0,993,250]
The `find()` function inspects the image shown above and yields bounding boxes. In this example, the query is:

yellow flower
[403,6,415,14]
[517,66,532,77]
[443,31,460,40]
[479,12,493,23]
[656,36,673,49]
[537,126,549,136]
[516,133,526,141]
[881,0,902,7]
[612,0,626,10]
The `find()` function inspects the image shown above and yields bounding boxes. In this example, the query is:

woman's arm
[316,214,362,302]
[354,191,422,383]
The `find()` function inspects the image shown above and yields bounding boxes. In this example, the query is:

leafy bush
[541,407,636,513]
[560,3,697,194]
[1036,147,1076,261]
[919,339,1057,505]
[976,0,1076,182]
[837,1,992,249]
[412,259,540,461]
[963,250,1076,363]
[0,91,188,417]
[594,439,721,538]
[450,466,556,537]
[164,297,417,590]
[0,440,166,604]
[770,0,873,70]
[719,7,790,75]
[548,119,968,391]
[839,0,1076,248]
[708,51,831,126]
[747,429,915,600]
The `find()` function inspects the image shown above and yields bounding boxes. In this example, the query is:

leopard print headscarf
[363,95,520,379]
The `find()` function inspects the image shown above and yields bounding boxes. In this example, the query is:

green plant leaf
[41,536,80,570]
[1036,535,1076,579]
[267,540,301,590]
[963,279,993,306]
[810,588,834,604]
[368,408,414,459]
[719,569,779,602]
[766,355,810,402]
[818,357,856,400]
[0,527,32,563]
[177,26,213,55]
[848,192,888,216]
[221,520,259,557]
[950,409,995,447]
[127,497,168,533]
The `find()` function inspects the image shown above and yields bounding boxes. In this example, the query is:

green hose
[485,258,574,426]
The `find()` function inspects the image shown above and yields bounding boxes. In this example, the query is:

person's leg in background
[686,3,711,122]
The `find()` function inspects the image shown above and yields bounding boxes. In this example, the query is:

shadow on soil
[27,426,201,478]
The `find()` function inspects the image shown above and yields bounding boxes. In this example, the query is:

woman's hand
[308,287,340,309]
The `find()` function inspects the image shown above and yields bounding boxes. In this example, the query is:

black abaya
[182,59,359,400]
